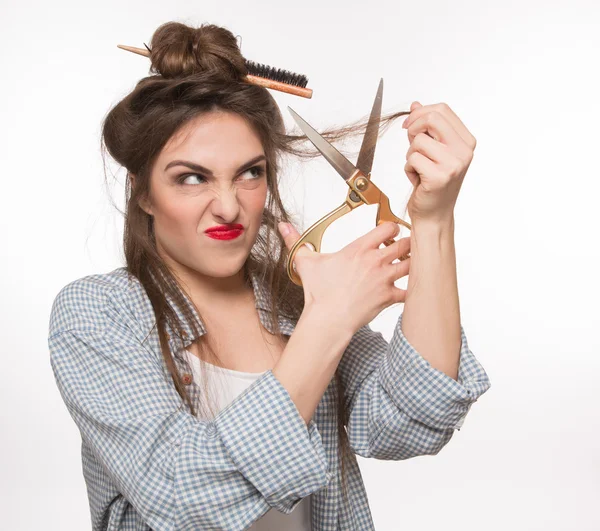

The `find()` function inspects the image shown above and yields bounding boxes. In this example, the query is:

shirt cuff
[190,369,333,514]
[377,312,491,431]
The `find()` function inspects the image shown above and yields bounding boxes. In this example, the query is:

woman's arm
[335,216,491,459]
[273,303,355,425]
[401,216,461,380]
[48,277,335,530]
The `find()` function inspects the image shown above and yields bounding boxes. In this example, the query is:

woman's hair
[100,20,409,506]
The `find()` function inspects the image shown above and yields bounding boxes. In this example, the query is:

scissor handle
[347,169,412,243]
[286,170,412,287]
[374,193,412,245]
[286,201,354,286]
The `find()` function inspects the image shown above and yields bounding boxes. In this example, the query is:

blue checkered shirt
[48,267,491,530]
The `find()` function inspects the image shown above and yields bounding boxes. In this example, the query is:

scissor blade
[356,78,383,176]
[287,107,358,182]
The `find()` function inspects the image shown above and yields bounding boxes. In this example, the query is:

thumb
[278,222,314,257]
[278,221,300,250]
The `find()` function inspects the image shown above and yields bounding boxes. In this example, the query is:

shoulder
[48,267,152,337]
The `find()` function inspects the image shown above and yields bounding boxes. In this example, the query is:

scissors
[285,78,412,286]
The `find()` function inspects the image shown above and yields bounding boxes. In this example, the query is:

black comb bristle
[244,59,309,88]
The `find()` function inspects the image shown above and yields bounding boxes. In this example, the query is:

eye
[176,165,265,185]
[243,165,266,179]
[177,174,207,185]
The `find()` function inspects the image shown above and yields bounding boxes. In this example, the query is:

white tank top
[183,350,312,530]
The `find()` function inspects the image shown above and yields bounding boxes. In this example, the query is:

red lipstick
[205,224,244,240]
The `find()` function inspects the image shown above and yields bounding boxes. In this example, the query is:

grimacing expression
[139,110,269,278]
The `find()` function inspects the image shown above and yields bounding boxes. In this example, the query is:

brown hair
[100,20,409,507]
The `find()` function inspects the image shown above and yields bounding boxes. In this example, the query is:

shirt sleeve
[338,311,492,460]
[48,282,332,531]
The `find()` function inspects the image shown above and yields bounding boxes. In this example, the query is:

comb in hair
[117,44,313,99]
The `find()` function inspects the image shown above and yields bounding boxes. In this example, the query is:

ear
[130,173,153,216]
[139,198,153,216]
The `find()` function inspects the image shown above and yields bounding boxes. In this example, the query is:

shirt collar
[157,268,296,350]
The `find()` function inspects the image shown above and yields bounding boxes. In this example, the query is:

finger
[379,236,411,263]
[406,112,464,151]
[406,131,449,166]
[279,221,311,250]
[352,221,400,252]
[402,101,432,129]
[386,256,411,294]
[278,221,314,270]
[393,255,411,279]
[404,103,475,149]
[390,285,408,304]
[431,103,477,148]
[404,151,437,187]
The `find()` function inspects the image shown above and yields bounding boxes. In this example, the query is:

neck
[168,260,252,311]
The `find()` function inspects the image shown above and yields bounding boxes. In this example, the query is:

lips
[205,224,244,233]
[206,230,243,241]
[205,224,244,241]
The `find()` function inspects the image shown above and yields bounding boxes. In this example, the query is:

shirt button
[182,373,193,385]
[181,330,188,338]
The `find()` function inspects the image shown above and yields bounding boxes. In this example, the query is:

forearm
[402,216,461,380]
[272,304,354,425]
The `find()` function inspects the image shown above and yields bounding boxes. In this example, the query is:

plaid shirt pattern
[48,267,491,530]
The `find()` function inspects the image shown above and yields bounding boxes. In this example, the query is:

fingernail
[278,222,290,236]
[402,118,409,128]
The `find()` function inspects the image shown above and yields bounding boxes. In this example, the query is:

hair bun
[148,22,247,80]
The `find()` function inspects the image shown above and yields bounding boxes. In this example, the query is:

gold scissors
[285,78,412,286]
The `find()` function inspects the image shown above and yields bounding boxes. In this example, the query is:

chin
[198,258,248,279]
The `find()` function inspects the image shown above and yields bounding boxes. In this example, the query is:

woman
[48,21,491,531]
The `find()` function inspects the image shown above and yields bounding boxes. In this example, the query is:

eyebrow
[164,154,267,175]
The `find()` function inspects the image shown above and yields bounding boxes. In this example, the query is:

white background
[1,0,599,529]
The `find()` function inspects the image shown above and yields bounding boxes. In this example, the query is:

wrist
[301,302,357,343]
[411,215,455,239]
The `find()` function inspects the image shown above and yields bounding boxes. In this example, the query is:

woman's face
[140,110,268,279]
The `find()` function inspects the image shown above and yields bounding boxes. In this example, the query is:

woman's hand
[278,221,411,335]
[402,101,477,224]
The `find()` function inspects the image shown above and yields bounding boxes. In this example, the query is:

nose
[209,185,241,221]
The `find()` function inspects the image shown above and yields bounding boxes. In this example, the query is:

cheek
[246,189,268,230]
[155,195,206,236]
[245,182,268,213]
